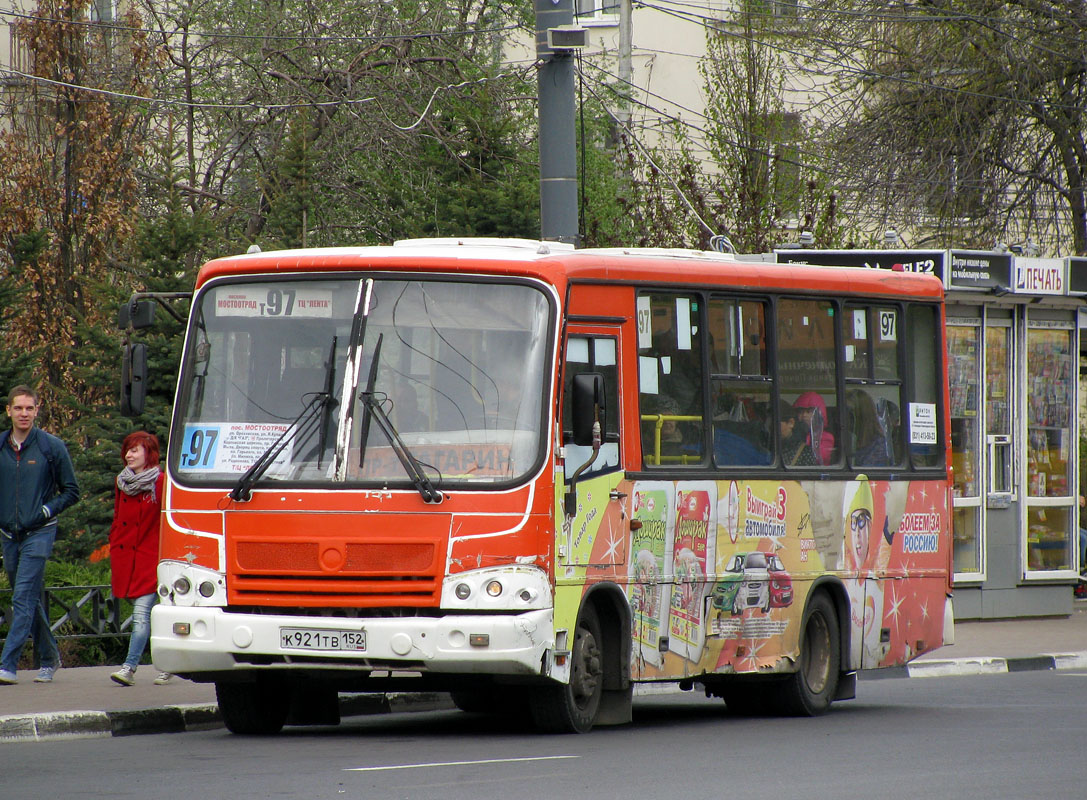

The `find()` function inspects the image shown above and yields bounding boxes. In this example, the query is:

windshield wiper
[334,279,374,481]
[316,336,338,469]
[358,333,443,504]
[229,336,339,503]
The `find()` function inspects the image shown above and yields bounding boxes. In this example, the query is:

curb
[862,651,1087,680]
[0,692,454,744]
[0,703,220,743]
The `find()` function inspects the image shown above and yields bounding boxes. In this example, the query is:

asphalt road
[3,670,1085,799]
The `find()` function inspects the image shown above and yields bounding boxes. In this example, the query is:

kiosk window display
[948,320,982,574]
[1024,321,1075,573]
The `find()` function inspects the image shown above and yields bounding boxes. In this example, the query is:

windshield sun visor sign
[214,287,334,318]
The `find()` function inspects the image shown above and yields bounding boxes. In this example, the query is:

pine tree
[0,234,43,396]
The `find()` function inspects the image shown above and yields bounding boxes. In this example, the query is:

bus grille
[230,541,439,606]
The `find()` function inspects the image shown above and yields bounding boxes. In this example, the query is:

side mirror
[118,299,156,330]
[121,342,148,416]
[571,372,606,447]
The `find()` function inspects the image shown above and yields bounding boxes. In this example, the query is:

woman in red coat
[109,431,170,686]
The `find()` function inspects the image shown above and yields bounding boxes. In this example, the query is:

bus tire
[216,679,290,735]
[529,604,603,733]
[777,592,839,717]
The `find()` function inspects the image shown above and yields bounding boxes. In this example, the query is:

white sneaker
[110,665,136,686]
[34,664,59,683]
[153,672,173,685]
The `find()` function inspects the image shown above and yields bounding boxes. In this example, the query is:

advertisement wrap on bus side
[559,475,949,680]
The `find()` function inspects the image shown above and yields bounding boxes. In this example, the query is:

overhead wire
[575,61,736,251]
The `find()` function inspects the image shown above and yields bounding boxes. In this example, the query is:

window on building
[576,0,619,22]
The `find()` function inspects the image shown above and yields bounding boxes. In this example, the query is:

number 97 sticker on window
[180,423,294,473]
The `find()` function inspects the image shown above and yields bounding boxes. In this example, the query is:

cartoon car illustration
[766,553,793,608]
[711,551,772,615]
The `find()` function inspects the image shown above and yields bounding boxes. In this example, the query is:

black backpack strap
[37,430,60,485]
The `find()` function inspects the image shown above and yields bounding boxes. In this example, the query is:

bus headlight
[441,566,550,611]
[157,561,227,608]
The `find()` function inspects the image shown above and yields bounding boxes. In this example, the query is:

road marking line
[345,756,579,772]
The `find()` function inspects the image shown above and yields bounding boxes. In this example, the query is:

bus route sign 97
[179,422,293,473]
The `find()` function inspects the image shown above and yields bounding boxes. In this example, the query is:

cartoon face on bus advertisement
[620,476,948,680]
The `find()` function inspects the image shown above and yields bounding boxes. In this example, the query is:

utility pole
[618,0,632,127]
[536,0,580,246]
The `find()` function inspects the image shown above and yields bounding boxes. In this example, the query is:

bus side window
[907,304,944,468]
[637,293,705,467]
[843,305,903,468]
[563,336,620,479]
[709,297,772,467]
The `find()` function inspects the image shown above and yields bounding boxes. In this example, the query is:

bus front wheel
[216,678,290,735]
[777,592,839,716]
[529,605,603,733]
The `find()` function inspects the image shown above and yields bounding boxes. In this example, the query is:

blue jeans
[1,525,60,674]
[123,593,156,669]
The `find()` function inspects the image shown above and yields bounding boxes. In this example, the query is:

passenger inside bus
[646,396,700,464]
[639,295,704,464]
[848,389,895,467]
[713,394,771,466]
[791,391,837,466]
[779,401,815,466]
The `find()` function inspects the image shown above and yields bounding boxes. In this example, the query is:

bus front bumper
[150,605,556,678]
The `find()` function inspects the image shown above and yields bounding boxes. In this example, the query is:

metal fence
[0,585,130,642]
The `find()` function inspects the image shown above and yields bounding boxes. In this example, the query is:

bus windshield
[173,276,553,488]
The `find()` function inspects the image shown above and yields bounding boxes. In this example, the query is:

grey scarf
[117,466,160,500]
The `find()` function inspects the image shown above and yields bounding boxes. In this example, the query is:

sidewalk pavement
[3,602,1086,743]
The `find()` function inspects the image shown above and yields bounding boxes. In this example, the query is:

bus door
[560,324,628,569]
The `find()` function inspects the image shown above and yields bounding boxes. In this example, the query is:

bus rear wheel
[529,605,603,733]
[777,592,839,716]
[216,678,290,735]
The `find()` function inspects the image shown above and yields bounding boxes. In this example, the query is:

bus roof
[196,239,945,300]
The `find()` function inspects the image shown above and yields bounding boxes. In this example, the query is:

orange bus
[145,238,954,733]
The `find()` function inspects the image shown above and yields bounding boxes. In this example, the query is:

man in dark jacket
[0,385,80,684]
